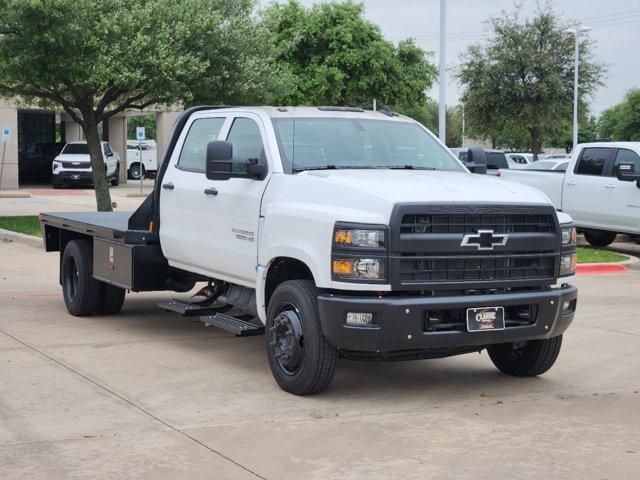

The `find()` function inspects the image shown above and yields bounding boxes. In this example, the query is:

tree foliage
[0,0,286,211]
[457,3,605,157]
[398,100,463,147]
[598,88,640,141]
[127,115,156,141]
[263,0,437,107]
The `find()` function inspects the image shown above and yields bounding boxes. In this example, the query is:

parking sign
[2,126,10,141]
[136,127,145,141]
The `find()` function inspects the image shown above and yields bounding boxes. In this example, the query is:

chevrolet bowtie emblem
[461,230,508,250]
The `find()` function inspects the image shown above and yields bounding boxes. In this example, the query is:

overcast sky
[261,0,640,114]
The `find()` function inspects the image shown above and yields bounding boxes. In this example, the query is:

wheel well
[265,257,314,307]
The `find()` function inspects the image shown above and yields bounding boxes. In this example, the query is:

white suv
[52,141,120,188]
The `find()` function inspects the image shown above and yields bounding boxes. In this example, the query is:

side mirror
[616,161,640,185]
[205,141,268,181]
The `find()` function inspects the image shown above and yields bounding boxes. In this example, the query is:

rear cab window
[486,152,508,170]
[177,117,226,172]
[574,148,613,176]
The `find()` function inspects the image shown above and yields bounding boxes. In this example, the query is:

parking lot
[1,239,639,479]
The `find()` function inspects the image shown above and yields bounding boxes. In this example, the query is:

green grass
[577,246,627,264]
[0,215,41,237]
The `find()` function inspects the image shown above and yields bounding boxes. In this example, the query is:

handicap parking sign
[136,127,145,140]
[2,126,10,140]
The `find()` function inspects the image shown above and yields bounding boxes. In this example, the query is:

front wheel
[488,335,563,377]
[266,280,337,395]
[583,230,617,247]
[110,166,120,186]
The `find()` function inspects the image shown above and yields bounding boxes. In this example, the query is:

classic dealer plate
[466,306,505,332]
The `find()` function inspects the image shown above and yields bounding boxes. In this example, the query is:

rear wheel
[61,240,100,316]
[488,335,563,377]
[128,164,145,180]
[266,280,337,395]
[96,282,126,315]
[583,230,617,247]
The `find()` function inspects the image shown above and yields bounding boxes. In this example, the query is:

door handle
[605,184,615,189]
[162,183,174,190]
[566,181,576,186]
[204,187,218,196]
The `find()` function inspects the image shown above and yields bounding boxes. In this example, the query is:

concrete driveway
[1,240,639,479]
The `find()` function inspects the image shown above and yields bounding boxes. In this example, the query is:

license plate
[466,306,505,332]
[72,175,79,180]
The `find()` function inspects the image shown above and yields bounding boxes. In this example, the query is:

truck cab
[52,141,120,188]
[41,106,578,395]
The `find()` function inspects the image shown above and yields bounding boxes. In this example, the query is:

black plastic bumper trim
[317,285,577,352]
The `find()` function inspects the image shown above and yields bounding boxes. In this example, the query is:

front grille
[401,213,555,234]
[390,204,561,289]
[400,252,556,284]
[60,161,90,169]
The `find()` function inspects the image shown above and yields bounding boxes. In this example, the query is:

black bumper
[54,171,94,185]
[317,285,577,353]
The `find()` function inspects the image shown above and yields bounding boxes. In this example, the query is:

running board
[158,299,226,317]
[200,313,265,337]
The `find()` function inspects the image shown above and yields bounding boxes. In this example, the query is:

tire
[110,167,120,187]
[61,240,100,316]
[128,164,144,180]
[583,230,617,247]
[488,335,563,377]
[96,282,126,315]
[266,279,337,395]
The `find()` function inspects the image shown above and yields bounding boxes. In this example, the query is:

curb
[0,227,43,248]
[0,190,31,198]
[576,255,638,275]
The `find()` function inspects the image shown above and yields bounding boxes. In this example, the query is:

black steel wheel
[266,280,337,395]
[488,335,563,377]
[61,240,100,316]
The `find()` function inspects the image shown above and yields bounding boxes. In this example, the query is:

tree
[398,100,463,147]
[598,88,640,141]
[0,0,287,211]
[263,0,437,107]
[457,3,605,158]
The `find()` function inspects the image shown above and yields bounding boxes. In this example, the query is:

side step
[200,313,265,337]
[158,299,228,317]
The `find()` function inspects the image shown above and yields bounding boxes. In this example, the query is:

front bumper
[317,285,577,353]
[55,170,94,184]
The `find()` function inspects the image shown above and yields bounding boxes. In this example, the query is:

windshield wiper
[293,165,379,172]
[384,165,437,170]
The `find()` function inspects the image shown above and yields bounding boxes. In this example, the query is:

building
[0,99,181,190]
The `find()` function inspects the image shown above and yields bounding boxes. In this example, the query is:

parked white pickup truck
[40,106,578,395]
[52,141,120,189]
[500,142,640,246]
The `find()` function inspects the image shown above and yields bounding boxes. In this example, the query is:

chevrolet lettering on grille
[460,230,508,251]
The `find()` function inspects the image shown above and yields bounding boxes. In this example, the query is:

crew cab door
[562,147,615,228]
[159,112,271,286]
[607,148,640,234]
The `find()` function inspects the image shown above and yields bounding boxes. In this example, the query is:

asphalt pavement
[0,240,639,479]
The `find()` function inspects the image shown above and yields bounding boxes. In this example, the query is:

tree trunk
[81,114,113,212]
[529,127,542,161]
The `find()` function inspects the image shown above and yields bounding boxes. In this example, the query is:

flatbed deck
[40,211,154,244]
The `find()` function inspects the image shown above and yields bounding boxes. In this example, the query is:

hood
[299,169,552,205]
[54,153,92,164]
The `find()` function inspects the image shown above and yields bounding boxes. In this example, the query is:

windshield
[272,117,465,172]
[62,143,89,155]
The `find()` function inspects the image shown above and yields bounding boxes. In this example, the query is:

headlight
[334,227,385,248]
[559,252,577,276]
[332,257,385,280]
[561,226,577,246]
[52,162,60,171]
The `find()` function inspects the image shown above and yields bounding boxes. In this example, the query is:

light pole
[438,0,446,144]
[461,103,465,148]
[565,25,591,152]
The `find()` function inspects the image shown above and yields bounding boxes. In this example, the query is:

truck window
[612,149,640,177]
[103,143,113,156]
[575,148,610,176]
[177,117,226,171]
[486,152,508,170]
[226,118,264,161]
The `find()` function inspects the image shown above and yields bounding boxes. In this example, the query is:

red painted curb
[576,263,628,275]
